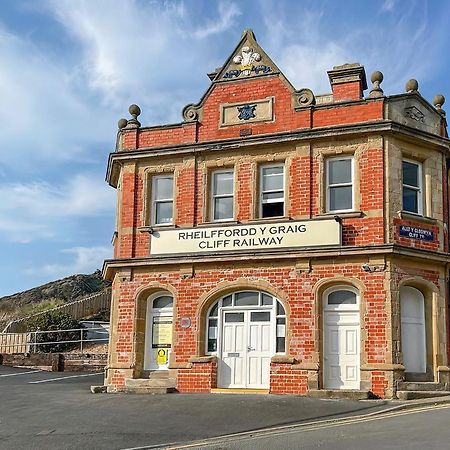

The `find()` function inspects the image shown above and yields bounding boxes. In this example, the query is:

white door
[247,311,272,388]
[323,312,360,389]
[144,295,173,371]
[219,310,272,388]
[401,286,426,373]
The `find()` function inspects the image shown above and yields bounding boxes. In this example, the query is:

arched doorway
[400,286,426,375]
[206,291,286,389]
[323,286,360,390]
[143,293,173,371]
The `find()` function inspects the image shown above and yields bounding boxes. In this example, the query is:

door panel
[401,287,426,374]
[324,312,360,390]
[219,308,273,389]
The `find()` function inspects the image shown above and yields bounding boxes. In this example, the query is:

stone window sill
[138,224,177,233]
[198,220,240,228]
[398,211,437,225]
[315,211,364,220]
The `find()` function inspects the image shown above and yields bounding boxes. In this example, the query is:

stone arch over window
[133,283,177,377]
[196,280,290,357]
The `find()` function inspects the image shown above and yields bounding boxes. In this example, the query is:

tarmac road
[0,365,415,450]
[182,404,450,450]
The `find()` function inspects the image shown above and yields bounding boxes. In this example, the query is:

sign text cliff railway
[150,220,341,255]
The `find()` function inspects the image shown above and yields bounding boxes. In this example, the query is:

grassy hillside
[0,270,111,331]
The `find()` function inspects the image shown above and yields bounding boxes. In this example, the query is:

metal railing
[2,288,111,333]
[0,326,109,354]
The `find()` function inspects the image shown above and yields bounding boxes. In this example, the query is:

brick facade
[103,30,450,398]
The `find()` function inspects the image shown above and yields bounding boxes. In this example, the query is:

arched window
[206,291,286,354]
[323,286,359,310]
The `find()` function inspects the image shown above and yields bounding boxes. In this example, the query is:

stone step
[397,382,447,392]
[125,378,176,389]
[396,390,450,400]
[308,389,370,400]
[124,387,177,395]
[148,371,171,379]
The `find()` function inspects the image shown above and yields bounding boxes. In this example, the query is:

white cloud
[193,2,241,39]
[25,245,111,278]
[0,174,114,243]
[382,0,396,12]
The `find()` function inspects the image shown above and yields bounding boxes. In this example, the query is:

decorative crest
[224,45,272,79]
[237,104,257,121]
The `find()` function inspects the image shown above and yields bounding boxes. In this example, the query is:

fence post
[80,329,83,353]
[33,331,37,353]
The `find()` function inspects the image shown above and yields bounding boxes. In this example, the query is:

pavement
[0,365,449,450]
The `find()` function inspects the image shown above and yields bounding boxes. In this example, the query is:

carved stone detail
[295,88,316,107]
[404,106,425,123]
[182,104,200,122]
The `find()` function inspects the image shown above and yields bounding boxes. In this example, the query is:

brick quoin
[105,29,450,399]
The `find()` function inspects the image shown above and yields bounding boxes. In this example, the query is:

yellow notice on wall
[152,317,172,348]
[156,348,168,365]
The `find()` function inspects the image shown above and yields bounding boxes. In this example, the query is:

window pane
[403,187,419,213]
[213,171,233,195]
[251,312,271,322]
[329,186,352,211]
[235,292,259,306]
[225,312,244,322]
[262,293,273,305]
[403,161,419,187]
[328,290,357,305]
[262,202,284,218]
[214,197,233,220]
[208,339,217,352]
[276,337,286,353]
[208,319,217,338]
[153,296,173,309]
[276,318,286,338]
[222,295,232,307]
[262,166,284,191]
[155,201,173,224]
[262,191,284,202]
[328,159,352,185]
[277,301,286,316]
[209,303,218,317]
[154,177,173,200]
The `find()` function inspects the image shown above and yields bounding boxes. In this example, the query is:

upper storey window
[211,170,234,221]
[326,157,354,212]
[152,175,173,225]
[260,164,285,218]
[402,160,423,215]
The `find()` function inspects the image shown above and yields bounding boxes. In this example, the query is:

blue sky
[0,0,449,296]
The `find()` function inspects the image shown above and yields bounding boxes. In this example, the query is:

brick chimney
[327,63,368,102]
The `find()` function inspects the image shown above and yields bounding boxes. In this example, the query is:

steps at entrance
[396,390,450,400]
[308,389,370,400]
[397,382,447,392]
[396,381,450,400]
[124,371,177,394]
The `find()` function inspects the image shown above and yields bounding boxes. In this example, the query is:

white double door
[323,312,360,390]
[219,310,273,389]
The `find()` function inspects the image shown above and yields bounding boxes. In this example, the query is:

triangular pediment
[213,29,288,85]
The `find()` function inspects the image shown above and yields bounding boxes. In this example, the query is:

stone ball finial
[406,79,419,93]
[127,104,141,128]
[433,94,446,116]
[129,104,141,118]
[371,71,384,84]
[118,118,128,129]
[368,71,384,98]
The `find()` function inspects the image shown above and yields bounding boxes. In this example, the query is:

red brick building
[103,29,450,399]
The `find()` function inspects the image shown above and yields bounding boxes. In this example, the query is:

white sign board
[150,219,341,255]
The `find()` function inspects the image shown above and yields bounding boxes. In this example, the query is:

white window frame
[259,163,285,218]
[323,285,359,312]
[151,174,174,226]
[210,169,234,222]
[402,159,423,216]
[326,156,355,213]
